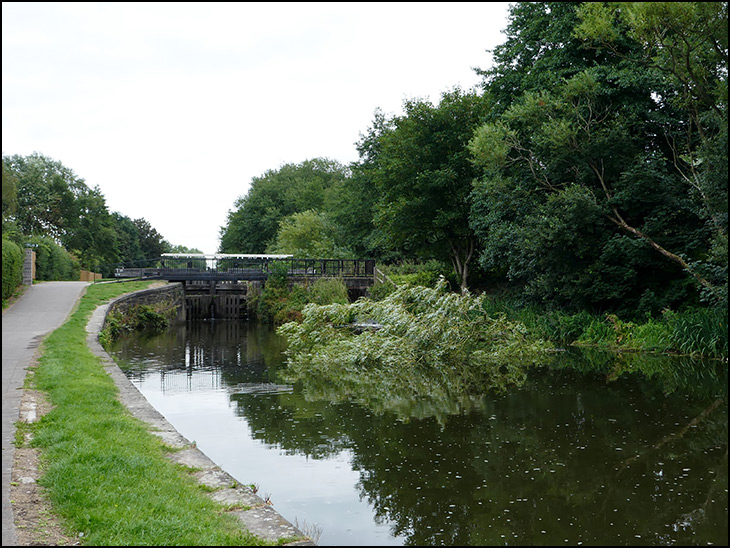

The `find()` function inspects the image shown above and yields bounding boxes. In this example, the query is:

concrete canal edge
[85,295,316,546]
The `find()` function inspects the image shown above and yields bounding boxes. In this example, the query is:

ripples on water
[110,321,728,546]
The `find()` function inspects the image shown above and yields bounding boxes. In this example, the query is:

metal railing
[114,256,375,281]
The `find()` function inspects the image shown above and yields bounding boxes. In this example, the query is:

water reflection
[110,321,728,546]
[117,321,286,392]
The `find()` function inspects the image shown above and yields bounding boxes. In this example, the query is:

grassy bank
[370,261,727,360]
[18,281,275,546]
[479,298,728,360]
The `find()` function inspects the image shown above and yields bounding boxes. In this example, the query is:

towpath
[2,281,89,546]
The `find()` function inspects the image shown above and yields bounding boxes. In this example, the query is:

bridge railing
[274,258,375,278]
[115,256,375,280]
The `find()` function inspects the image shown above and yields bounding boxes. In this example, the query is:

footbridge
[114,254,376,319]
[115,253,376,283]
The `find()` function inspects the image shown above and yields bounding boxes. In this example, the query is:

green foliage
[367,281,395,302]
[470,1,727,313]
[219,158,352,254]
[367,260,449,301]
[381,259,446,286]
[26,235,79,281]
[268,209,348,258]
[3,152,82,241]
[278,281,553,417]
[256,283,305,325]
[266,260,290,287]
[476,2,591,113]
[3,153,178,274]
[2,159,18,220]
[307,277,350,305]
[100,304,170,345]
[664,307,729,359]
[355,89,491,291]
[3,153,115,269]
[201,1,728,337]
[2,238,23,301]
[251,275,351,325]
[530,310,597,346]
[480,295,727,359]
[132,217,169,261]
[630,318,674,354]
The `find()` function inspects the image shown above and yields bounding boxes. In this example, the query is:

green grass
[481,296,728,359]
[24,281,276,546]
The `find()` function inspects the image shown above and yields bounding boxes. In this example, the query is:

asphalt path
[2,281,89,546]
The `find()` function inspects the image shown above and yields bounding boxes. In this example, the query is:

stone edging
[85,295,315,546]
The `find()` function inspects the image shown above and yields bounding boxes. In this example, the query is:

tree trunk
[607,213,714,290]
[590,162,715,291]
[450,238,475,294]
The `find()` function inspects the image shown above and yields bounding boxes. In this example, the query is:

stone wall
[105,283,186,325]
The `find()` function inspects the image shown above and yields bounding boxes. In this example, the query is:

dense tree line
[220,2,727,319]
[2,152,198,281]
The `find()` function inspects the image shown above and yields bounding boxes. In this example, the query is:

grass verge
[481,297,728,359]
[25,281,274,546]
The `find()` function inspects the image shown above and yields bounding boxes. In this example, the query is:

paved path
[2,282,89,547]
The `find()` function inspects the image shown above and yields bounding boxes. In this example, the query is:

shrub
[308,277,349,305]
[576,316,619,347]
[532,310,595,345]
[2,238,23,301]
[28,235,77,281]
[380,259,446,288]
[254,275,352,324]
[100,304,169,344]
[629,318,673,353]
[368,280,396,301]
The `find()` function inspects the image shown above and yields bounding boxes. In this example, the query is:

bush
[575,316,620,347]
[629,318,673,353]
[100,304,169,345]
[532,310,595,345]
[253,275,352,324]
[28,235,78,281]
[368,279,397,301]
[2,238,23,301]
[379,259,446,288]
[308,277,350,305]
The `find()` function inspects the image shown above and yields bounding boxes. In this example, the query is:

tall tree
[476,2,596,115]
[268,209,346,258]
[575,1,728,300]
[64,185,119,270]
[469,1,727,313]
[133,217,168,260]
[355,89,491,292]
[3,153,83,241]
[2,159,18,221]
[219,158,350,254]
[111,213,145,264]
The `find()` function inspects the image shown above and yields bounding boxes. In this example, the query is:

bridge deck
[115,256,375,284]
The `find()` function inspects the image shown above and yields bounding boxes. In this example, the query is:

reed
[668,307,728,358]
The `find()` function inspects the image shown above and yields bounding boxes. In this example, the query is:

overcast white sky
[3,2,511,254]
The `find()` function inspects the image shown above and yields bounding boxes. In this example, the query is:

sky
[3,2,511,254]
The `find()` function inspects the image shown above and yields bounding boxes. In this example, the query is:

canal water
[109,320,728,546]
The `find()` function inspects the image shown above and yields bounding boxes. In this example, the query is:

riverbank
[10,281,314,546]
